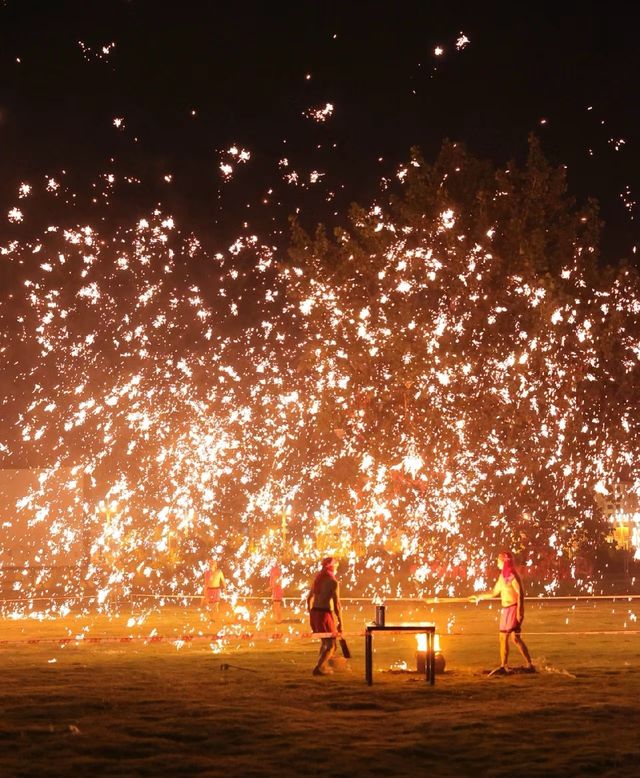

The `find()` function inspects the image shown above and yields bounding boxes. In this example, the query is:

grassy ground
[1,600,639,777]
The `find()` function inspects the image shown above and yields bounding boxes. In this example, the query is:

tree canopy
[281,137,639,583]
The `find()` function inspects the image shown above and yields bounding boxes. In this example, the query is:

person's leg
[273,600,282,622]
[314,638,335,674]
[500,632,509,667]
[314,639,328,672]
[323,639,336,668]
[513,633,533,667]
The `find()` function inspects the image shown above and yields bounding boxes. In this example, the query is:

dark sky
[0,0,637,260]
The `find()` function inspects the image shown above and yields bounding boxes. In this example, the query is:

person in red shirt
[269,562,284,622]
[470,550,535,675]
[306,557,342,676]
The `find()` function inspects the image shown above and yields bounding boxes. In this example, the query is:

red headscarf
[313,556,336,594]
[500,551,516,582]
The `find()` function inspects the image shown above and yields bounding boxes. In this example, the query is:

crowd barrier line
[2,593,640,605]
[1,627,639,647]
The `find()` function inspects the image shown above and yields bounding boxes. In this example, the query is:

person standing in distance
[470,550,535,675]
[202,558,226,616]
[306,556,342,676]
[269,561,284,623]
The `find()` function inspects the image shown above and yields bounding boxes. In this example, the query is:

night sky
[0,0,638,259]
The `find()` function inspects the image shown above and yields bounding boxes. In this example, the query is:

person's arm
[306,588,314,611]
[331,582,342,633]
[469,577,502,603]
[513,576,524,622]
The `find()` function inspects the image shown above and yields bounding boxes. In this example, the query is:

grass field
[1,599,639,777]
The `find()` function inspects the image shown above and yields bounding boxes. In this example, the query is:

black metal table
[365,622,436,685]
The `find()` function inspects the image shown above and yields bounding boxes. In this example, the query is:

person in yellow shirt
[470,550,535,675]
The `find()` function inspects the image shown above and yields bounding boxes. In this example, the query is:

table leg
[423,633,430,683]
[365,631,373,685]
[429,631,435,686]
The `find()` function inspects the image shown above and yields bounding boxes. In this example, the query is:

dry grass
[1,600,639,777]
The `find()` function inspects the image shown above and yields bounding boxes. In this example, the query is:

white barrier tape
[0,630,362,646]
[3,593,640,606]
[133,594,640,603]
[2,627,639,648]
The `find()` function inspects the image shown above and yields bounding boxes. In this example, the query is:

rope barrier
[0,630,358,646]
[130,594,640,602]
[1,627,639,647]
[2,592,640,605]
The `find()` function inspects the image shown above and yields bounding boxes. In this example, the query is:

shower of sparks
[219,146,251,181]
[621,186,636,217]
[78,41,117,62]
[2,145,639,627]
[303,103,334,123]
[608,138,626,152]
[0,10,638,646]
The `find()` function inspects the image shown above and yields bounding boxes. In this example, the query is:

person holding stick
[306,556,342,676]
[470,550,535,675]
